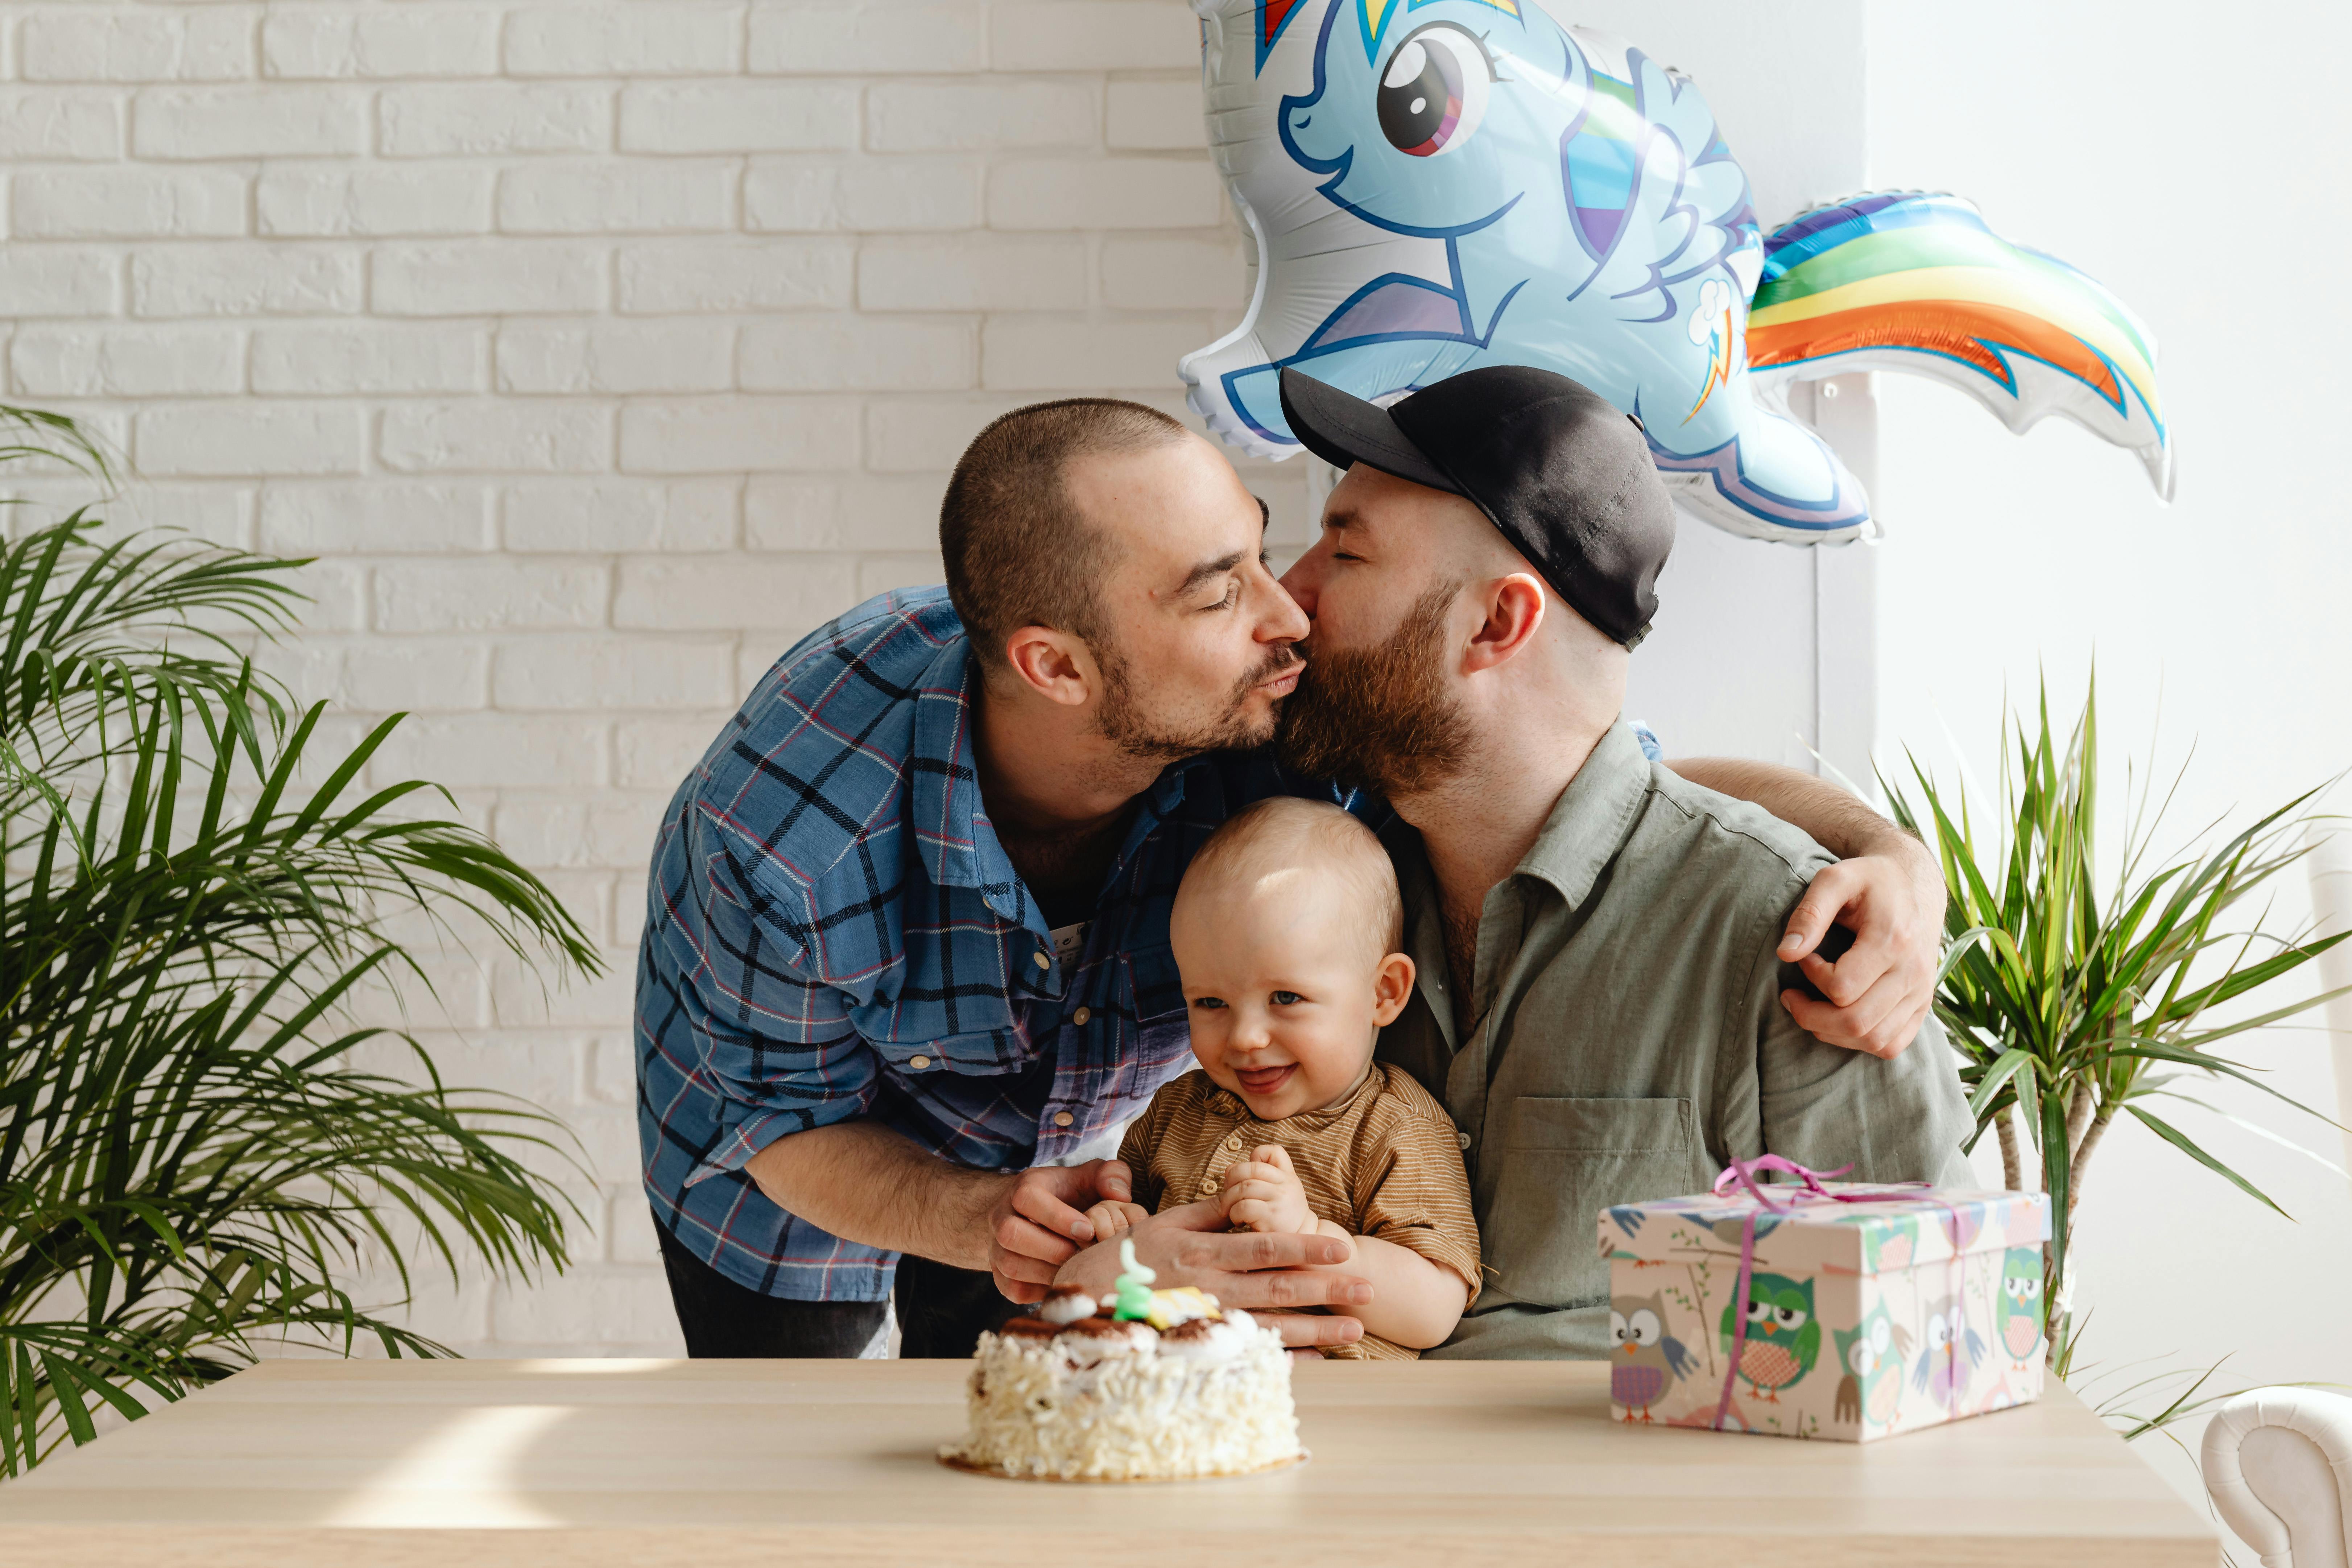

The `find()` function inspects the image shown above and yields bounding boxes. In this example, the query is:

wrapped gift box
[1601,1172,2052,1441]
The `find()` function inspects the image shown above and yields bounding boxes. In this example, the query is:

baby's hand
[1220,1144,1318,1236]
[1083,1199,1151,1243]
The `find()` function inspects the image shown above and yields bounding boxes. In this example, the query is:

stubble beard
[1091,639,1303,764]
[1275,580,1470,798]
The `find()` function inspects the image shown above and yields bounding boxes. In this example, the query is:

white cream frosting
[1054,1320,1157,1366]
[941,1316,1300,1481]
[1036,1288,1105,1327]
[1155,1320,1246,1364]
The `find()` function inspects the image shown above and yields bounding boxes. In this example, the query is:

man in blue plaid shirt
[638,398,1947,1357]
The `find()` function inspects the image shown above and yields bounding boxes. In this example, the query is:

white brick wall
[0,0,1313,1358]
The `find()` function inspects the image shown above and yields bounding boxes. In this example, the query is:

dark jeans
[655,1217,1022,1358]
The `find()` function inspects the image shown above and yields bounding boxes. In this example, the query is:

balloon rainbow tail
[1746,191,2171,501]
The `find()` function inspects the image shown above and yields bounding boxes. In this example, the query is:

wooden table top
[0,1357,2215,1568]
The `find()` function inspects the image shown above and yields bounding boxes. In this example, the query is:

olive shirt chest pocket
[1483,1096,1711,1311]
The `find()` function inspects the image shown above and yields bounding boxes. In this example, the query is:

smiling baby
[1084,797,1479,1360]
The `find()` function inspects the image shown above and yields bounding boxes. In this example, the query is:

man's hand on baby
[1219,1145,1324,1238]
[1051,1203,1370,1352]
[1081,1199,1152,1242]
[985,1157,1134,1303]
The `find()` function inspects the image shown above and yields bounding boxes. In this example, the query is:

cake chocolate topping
[1059,1315,1151,1341]
[996,1316,1056,1339]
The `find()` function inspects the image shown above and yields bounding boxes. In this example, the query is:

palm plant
[0,407,600,1474]
[1886,679,2347,1372]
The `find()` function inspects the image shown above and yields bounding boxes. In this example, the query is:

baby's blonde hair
[1174,797,1404,962]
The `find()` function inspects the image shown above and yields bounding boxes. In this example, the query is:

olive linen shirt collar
[1508,722,1651,912]
[1401,719,1650,1064]
[1376,721,1975,1361]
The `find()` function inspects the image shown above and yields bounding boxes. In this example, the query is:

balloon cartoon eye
[1376,24,1493,158]
[1869,1317,1892,1352]
[1628,1309,1661,1345]
[1849,1340,1877,1376]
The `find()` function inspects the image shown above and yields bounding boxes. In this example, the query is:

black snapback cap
[1278,364,1675,647]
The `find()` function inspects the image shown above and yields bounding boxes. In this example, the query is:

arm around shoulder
[1669,757,1946,1061]
[1750,910,1977,1188]
[1663,757,1908,864]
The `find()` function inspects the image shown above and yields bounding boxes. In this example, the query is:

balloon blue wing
[1562,48,1759,327]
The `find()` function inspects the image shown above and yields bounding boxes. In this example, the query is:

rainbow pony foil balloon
[1181,0,2173,543]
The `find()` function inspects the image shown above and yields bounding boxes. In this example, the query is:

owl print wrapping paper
[1601,1183,2053,1441]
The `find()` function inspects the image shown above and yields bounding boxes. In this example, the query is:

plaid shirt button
[1072,1007,1091,1026]
[1032,951,1050,970]
[910,1055,931,1070]
[1054,1112,1075,1128]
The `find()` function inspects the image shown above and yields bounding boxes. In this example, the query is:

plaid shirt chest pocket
[857,1019,1034,1077]
[1080,942,1193,1113]
[852,898,1046,1077]
[1124,943,1186,1029]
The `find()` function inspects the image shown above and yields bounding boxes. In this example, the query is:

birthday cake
[938,1245,1302,1482]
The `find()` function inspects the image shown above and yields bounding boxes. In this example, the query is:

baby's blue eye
[1269,990,1302,1006]
[1191,996,1227,1010]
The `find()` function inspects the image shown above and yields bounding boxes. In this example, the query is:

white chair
[2203,1388,2352,1568]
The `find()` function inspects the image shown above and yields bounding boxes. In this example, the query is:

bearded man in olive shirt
[1272,367,1976,1360]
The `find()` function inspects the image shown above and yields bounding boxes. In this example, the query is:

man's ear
[1462,572,1548,674]
[1003,625,1098,707]
[1369,951,1417,1027]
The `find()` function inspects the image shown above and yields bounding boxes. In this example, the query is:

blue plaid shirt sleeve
[666,824,879,1188]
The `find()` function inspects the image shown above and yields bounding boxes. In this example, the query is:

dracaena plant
[1885,679,2347,1372]
[0,407,600,1475]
